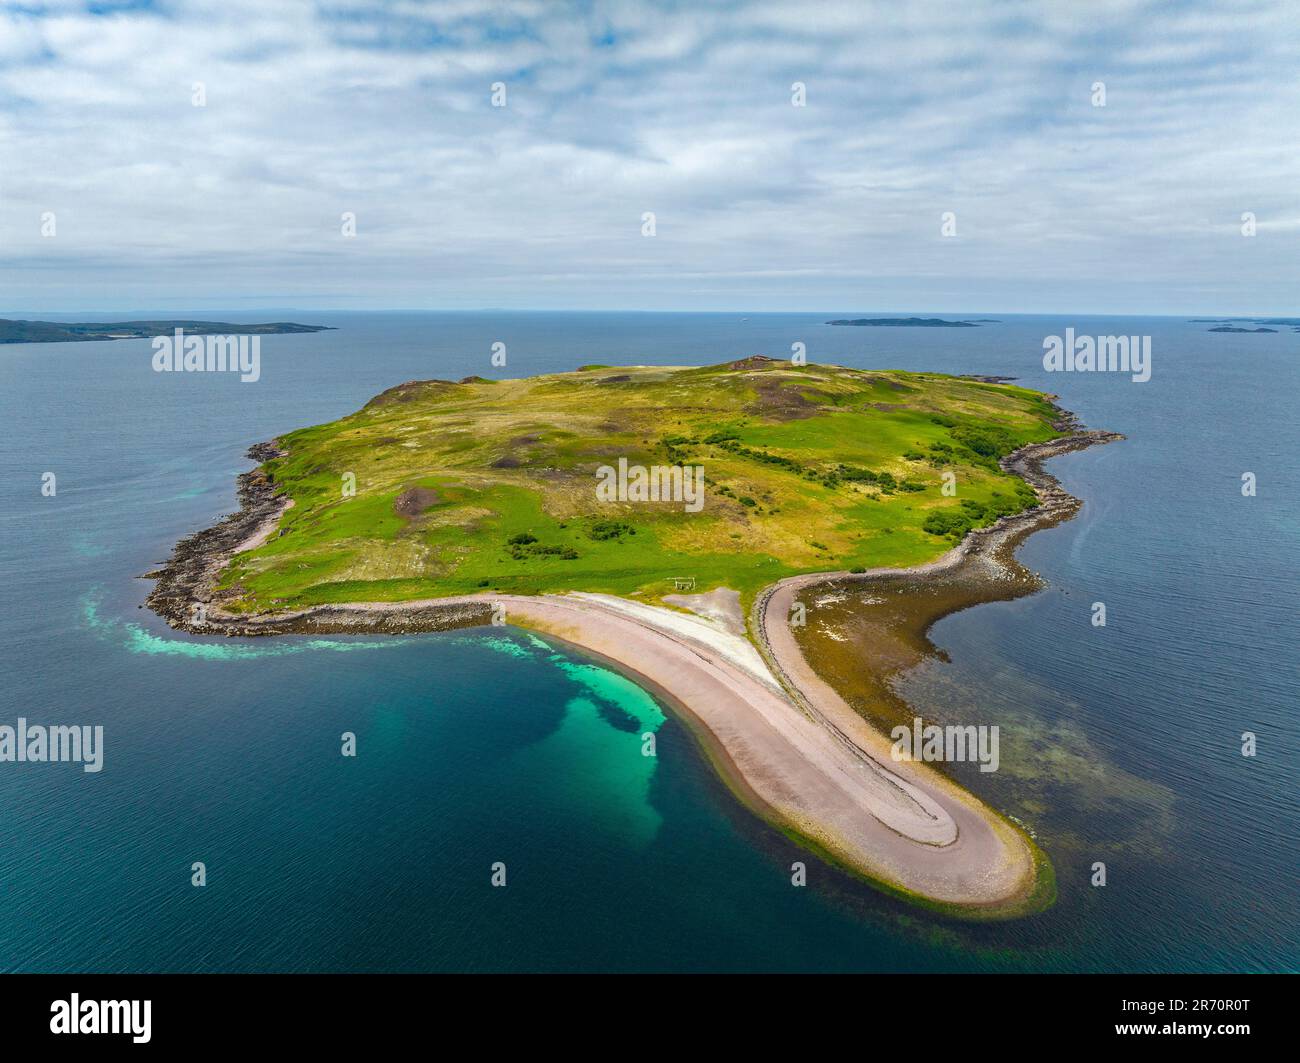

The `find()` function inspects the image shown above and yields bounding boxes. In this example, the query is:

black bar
[0,973,1289,1049]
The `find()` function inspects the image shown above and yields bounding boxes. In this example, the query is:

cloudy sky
[1,0,1297,314]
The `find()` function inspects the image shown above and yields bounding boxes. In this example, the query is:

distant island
[1192,317,1296,333]
[145,355,1123,917]
[1192,317,1300,325]
[0,319,333,344]
[826,317,988,327]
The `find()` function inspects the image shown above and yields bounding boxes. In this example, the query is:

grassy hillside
[215,359,1063,613]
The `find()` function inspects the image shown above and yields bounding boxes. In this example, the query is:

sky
[0,0,1297,315]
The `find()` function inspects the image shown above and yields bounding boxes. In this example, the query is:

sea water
[0,311,1295,971]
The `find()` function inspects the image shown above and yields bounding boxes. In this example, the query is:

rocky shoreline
[141,439,492,636]
[750,425,1121,758]
[750,426,1124,726]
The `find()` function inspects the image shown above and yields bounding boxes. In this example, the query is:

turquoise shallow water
[0,311,1295,971]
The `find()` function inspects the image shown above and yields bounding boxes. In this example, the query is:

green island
[149,355,1115,916]
[218,358,1059,613]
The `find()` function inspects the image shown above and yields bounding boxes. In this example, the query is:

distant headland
[826,317,996,327]
[0,319,334,344]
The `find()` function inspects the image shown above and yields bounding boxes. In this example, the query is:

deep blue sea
[0,311,1295,972]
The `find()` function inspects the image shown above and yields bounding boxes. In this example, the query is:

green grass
[216,360,1063,612]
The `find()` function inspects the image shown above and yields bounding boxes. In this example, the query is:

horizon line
[0,308,1284,320]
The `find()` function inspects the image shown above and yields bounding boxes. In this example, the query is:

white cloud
[0,0,1296,313]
